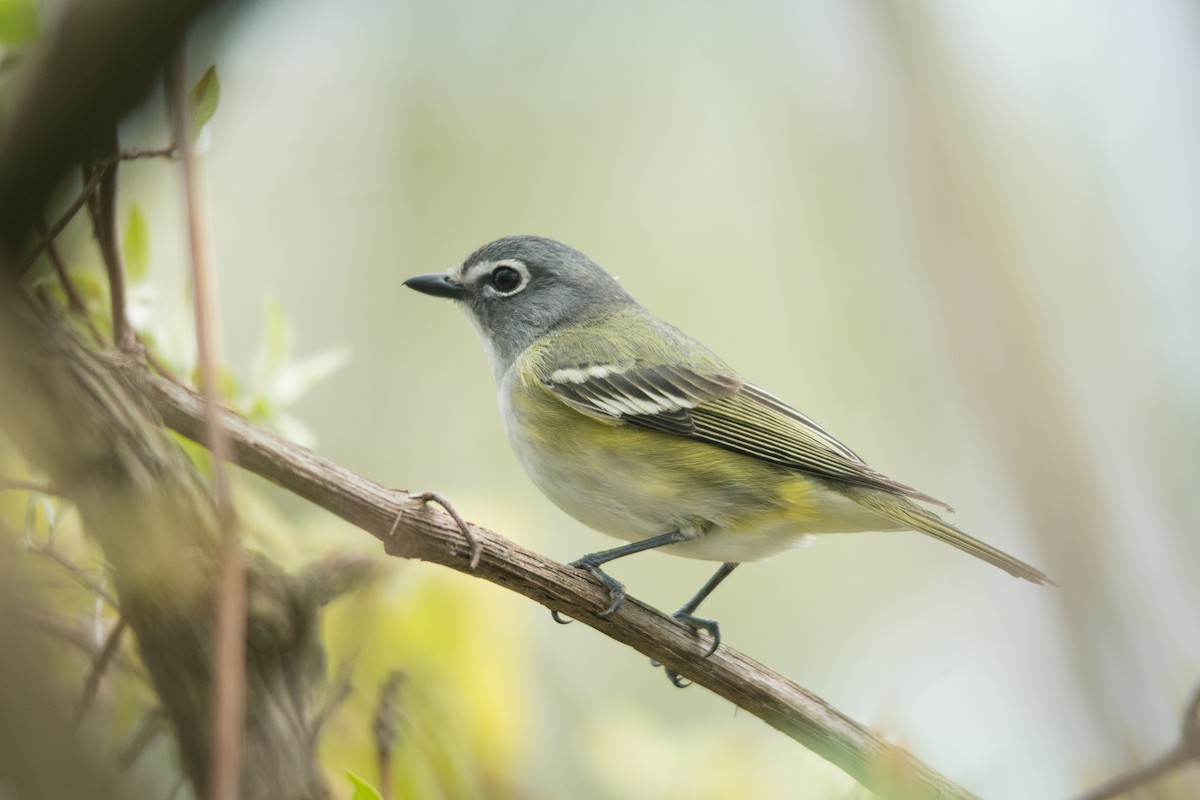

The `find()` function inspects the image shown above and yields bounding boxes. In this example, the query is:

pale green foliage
[186,66,220,140]
[345,771,384,800]
[247,295,351,447]
[0,0,38,45]
[122,204,149,282]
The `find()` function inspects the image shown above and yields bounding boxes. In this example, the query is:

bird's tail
[846,488,1054,585]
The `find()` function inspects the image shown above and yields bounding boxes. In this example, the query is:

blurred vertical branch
[870,6,1199,797]
[167,43,247,800]
[871,0,1147,757]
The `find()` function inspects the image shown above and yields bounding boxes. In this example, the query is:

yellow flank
[503,358,863,562]
[776,478,819,523]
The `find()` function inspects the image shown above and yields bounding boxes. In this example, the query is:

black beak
[403,272,469,300]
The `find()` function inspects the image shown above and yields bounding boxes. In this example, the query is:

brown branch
[83,126,135,350]
[1072,681,1200,800]
[126,358,982,800]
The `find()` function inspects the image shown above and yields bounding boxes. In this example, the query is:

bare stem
[28,543,120,609]
[83,127,135,350]
[168,49,244,800]
[73,616,129,727]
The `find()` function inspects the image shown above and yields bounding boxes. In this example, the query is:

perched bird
[405,236,1050,678]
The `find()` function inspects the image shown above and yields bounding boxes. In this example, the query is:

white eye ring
[484,259,530,296]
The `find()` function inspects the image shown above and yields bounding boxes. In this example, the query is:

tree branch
[125,356,981,800]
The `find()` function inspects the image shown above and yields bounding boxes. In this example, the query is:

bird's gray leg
[673,561,738,655]
[658,562,738,688]
[552,530,689,621]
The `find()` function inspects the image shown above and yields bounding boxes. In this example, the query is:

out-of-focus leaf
[186,66,220,139]
[345,771,384,800]
[67,271,106,306]
[123,204,149,281]
[252,294,293,387]
[190,364,239,401]
[270,346,351,406]
[0,0,38,45]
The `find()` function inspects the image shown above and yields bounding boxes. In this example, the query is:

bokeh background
[24,0,1200,797]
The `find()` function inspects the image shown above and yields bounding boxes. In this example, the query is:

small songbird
[405,236,1050,679]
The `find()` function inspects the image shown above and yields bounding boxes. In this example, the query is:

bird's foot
[672,609,722,658]
[650,659,691,689]
[649,610,723,688]
[569,556,627,618]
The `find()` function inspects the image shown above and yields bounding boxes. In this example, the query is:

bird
[404,235,1050,681]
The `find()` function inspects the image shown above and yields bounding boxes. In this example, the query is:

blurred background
[13,0,1200,797]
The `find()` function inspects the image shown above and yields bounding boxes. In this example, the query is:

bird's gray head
[404,236,636,370]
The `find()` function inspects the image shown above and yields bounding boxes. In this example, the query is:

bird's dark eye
[489,266,523,293]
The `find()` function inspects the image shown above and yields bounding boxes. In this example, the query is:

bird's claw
[569,558,627,618]
[393,491,482,569]
[649,658,693,688]
[672,609,722,658]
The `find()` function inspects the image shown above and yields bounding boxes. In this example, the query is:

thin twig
[84,127,135,350]
[43,229,107,346]
[20,145,174,275]
[121,145,177,161]
[1071,680,1200,800]
[28,543,120,609]
[0,477,57,494]
[118,708,166,772]
[169,49,245,800]
[73,616,129,728]
[136,332,183,385]
[131,360,983,800]
[308,661,354,745]
[22,163,111,272]
[21,610,147,683]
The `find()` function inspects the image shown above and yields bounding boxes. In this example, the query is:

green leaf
[252,294,293,387]
[123,204,149,281]
[0,1,39,45]
[271,346,351,406]
[345,771,384,800]
[186,66,220,139]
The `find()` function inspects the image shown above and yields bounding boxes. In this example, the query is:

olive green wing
[541,360,952,509]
